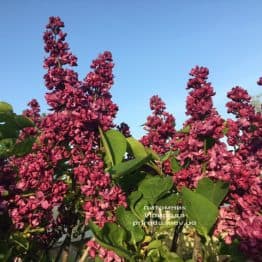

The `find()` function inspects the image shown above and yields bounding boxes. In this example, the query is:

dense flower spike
[171,66,225,188]
[217,85,262,259]
[23,99,41,124]
[141,95,176,154]
[19,99,41,140]
[142,66,262,260]
[183,69,261,260]
[82,51,118,131]
[43,17,79,112]
[43,16,126,227]
[7,17,126,257]
[140,95,176,175]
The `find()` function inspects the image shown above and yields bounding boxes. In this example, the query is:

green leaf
[180,125,190,134]
[181,187,218,237]
[0,245,13,262]
[103,222,127,247]
[15,115,35,128]
[13,137,36,156]
[147,248,182,262]
[138,176,173,205]
[222,121,229,136]
[204,136,216,151]
[110,154,151,179]
[134,198,150,221]
[0,138,15,157]
[87,221,104,242]
[128,190,149,221]
[156,193,179,207]
[116,206,145,243]
[11,233,29,250]
[222,127,229,135]
[99,127,114,166]
[145,147,160,161]
[0,123,19,139]
[127,137,148,158]
[161,252,183,262]
[147,240,162,250]
[104,129,127,165]
[160,150,176,162]
[146,249,160,261]
[0,102,13,113]
[220,239,247,262]
[99,127,127,166]
[119,171,147,193]
[0,112,13,123]
[128,191,143,211]
[183,158,191,169]
[170,157,182,173]
[95,257,103,262]
[196,178,229,206]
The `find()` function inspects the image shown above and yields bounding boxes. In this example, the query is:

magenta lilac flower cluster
[141,95,175,155]
[215,85,262,259]
[1,16,261,261]
[4,17,126,260]
[142,66,262,260]
[140,95,176,175]
[169,66,224,189]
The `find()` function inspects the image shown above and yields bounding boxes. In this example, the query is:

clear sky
[0,1,261,138]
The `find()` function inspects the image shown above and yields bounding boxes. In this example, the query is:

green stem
[170,209,186,252]
[147,162,163,176]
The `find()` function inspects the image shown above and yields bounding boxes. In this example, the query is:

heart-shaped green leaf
[116,206,145,244]
[110,154,151,179]
[181,187,218,237]
[0,102,13,113]
[127,137,148,159]
[196,177,229,207]
[15,115,35,128]
[99,128,127,166]
[138,176,173,205]
[13,137,36,156]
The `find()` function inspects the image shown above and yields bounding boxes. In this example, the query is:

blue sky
[0,1,261,138]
